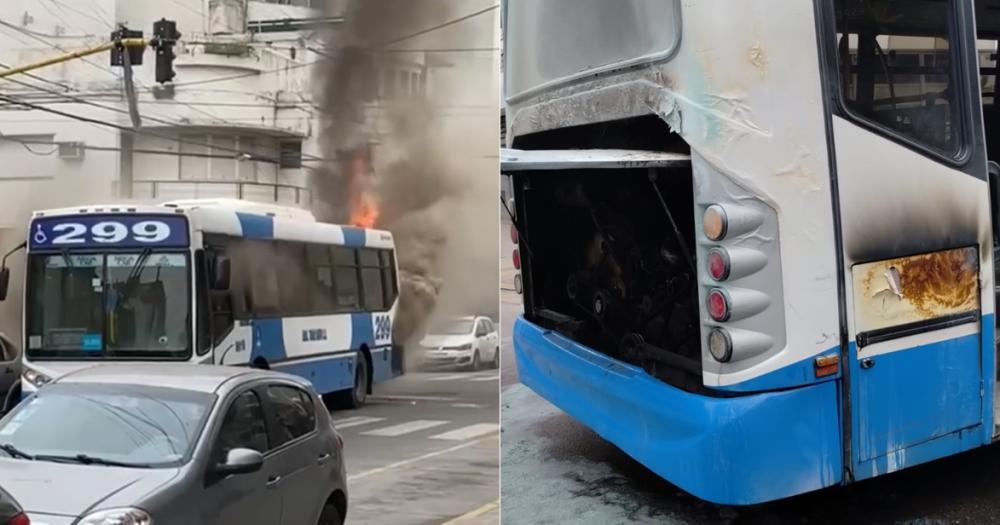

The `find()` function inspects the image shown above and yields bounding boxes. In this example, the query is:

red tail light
[707,288,730,322]
[8,513,29,525]
[510,225,518,244]
[707,248,730,281]
[512,249,521,270]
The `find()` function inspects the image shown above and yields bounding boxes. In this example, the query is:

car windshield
[26,252,191,360]
[0,383,214,467]
[428,319,474,336]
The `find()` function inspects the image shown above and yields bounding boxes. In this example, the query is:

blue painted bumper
[513,316,843,505]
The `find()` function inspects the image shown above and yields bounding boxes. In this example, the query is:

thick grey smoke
[314,0,499,349]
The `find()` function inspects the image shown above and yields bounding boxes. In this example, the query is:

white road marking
[439,499,500,525]
[362,419,449,437]
[369,394,459,403]
[348,436,494,481]
[333,416,385,429]
[426,374,469,381]
[469,375,499,382]
[450,403,482,408]
[429,423,500,441]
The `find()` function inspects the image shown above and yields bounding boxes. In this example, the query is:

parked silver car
[0,364,347,525]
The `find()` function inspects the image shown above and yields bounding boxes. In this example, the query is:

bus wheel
[338,354,369,409]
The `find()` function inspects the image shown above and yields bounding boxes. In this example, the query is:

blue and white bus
[505,0,1000,506]
[0,199,400,410]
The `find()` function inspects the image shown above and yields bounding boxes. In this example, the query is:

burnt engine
[520,169,702,387]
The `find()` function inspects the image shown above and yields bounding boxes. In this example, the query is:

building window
[264,0,311,6]
[280,141,303,169]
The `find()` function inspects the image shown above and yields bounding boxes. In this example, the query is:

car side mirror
[215,448,263,476]
[0,267,9,302]
[212,257,231,291]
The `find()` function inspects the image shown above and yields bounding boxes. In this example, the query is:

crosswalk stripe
[469,375,499,382]
[430,423,500,441]
[334,416,385,429]
[361,419,449,437]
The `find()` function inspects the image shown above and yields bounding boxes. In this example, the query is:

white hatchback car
[419,316,499,370]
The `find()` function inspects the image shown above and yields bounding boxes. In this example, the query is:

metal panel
[513,316,842,505]
[500,148,691,171]
[505,0,681,101]
[854,333,982,463]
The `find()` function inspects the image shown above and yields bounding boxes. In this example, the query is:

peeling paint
[853,247,979,332]
[703,92,765,133]
[748,40,767,78]
[773,146,822,193]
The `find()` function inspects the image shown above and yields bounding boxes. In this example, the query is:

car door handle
[317,453,330,465]
[266,474,282,488]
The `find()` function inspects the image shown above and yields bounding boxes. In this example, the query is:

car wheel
[491,347,500,369]
[470,350,480,371]
[318,502,344,525]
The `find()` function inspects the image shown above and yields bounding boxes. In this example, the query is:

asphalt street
[499,219,1000,524]
[337,367,499,525]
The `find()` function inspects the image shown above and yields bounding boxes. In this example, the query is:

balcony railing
[134,180,312,207]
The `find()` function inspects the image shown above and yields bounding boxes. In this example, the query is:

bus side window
[360,248,384,311]
[205,248,235,345]
[307,243,336,313]
[833,0,962,157]
[331,246,360,311]
[380,250,398,307]
[276,241,310,316]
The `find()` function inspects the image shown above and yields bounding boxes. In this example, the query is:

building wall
[0,0,324,232]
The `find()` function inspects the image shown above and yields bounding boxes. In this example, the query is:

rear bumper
[513,316,843,505]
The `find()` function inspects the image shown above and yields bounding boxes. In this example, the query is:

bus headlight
[22,368,51,388]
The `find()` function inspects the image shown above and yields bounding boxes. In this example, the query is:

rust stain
[896,250,977,317]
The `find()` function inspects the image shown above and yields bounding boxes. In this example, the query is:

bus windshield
[26,252,191,360]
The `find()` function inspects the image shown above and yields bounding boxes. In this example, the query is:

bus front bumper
[512,316,843,505]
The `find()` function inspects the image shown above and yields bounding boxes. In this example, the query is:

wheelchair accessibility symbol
[33,224,47,245]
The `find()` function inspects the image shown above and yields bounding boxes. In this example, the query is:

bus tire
[337,353,369,409]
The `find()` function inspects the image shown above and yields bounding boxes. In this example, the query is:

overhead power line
[0,18,228,125]
[0,93,288,164]
[0,135,288,161]
[385,4,499,46]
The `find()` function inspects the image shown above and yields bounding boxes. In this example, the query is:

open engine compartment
[515,163,704,391]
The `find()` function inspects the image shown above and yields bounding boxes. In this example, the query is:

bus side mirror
[0,267,8,302]
[212,257,231,291]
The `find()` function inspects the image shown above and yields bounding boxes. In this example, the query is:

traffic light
[152,19,181,84]
[109,27,143,66]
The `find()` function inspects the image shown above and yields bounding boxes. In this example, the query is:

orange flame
[350,193,379,229]
[347,147,379,228]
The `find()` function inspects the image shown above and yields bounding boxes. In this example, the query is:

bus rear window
[504,0,681,101]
